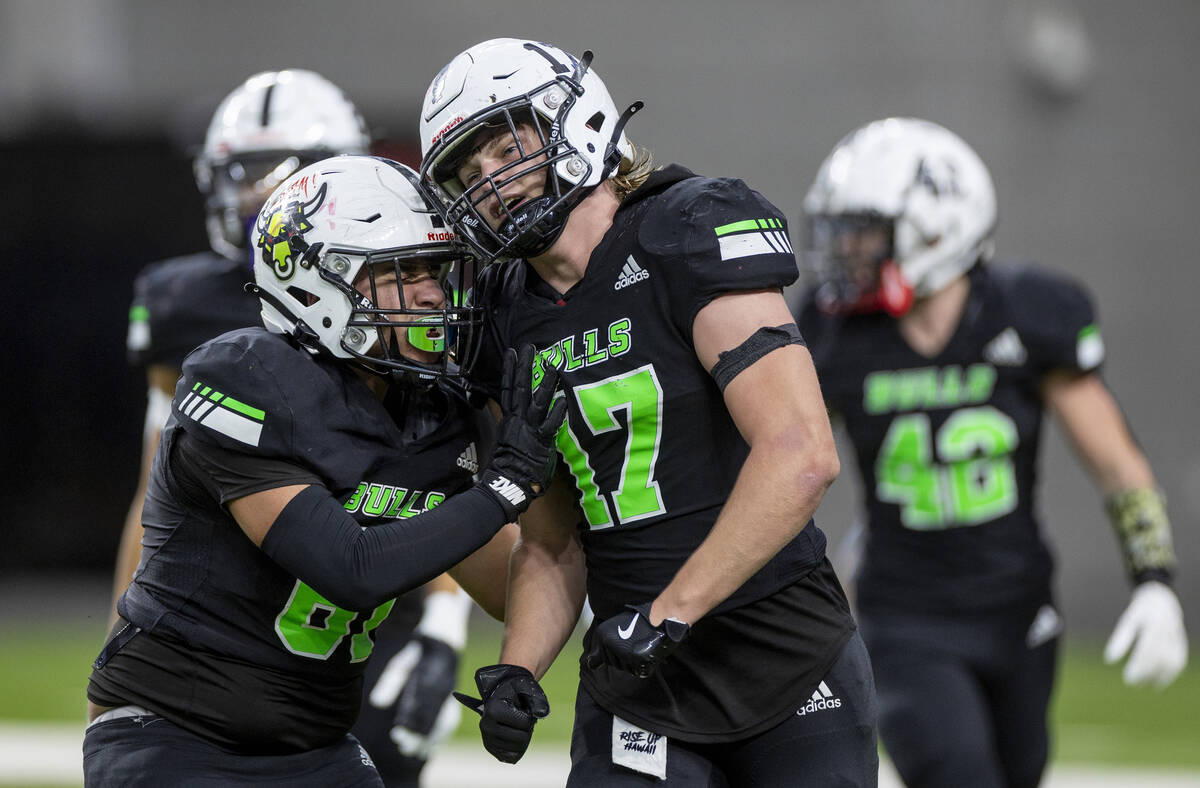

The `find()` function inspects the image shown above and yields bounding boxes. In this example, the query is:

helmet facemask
[803,118,998,317]
[421,45,641,264]
[438,105,578,261]
[337,247,482,387]
[250,157,484,388]
[198,151,327,261]
[805,213,914,317]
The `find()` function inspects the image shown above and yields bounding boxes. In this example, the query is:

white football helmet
[196,69,370,261]
[249,156,482,384]
[419,38,642,261]
[803,117,997,316]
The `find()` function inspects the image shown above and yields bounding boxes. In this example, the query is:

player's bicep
[691,289,794,371]
[228,484,314,547]
[1042,370,1153,493]
[171,428,325,545]
[694,290,835,457]
[517,474,583,556]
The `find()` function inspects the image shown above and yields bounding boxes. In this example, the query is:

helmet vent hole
[585,111,605,131]
[287,286,320,306]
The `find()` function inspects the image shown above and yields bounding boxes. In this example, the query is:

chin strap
[244,282,323,352]
[602,101,645,178]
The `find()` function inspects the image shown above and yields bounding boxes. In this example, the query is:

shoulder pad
[988,262,1103,373]
[638,175,793,267]
[633,176,798,331]
[127,251,259,369]
[176,328,331,457]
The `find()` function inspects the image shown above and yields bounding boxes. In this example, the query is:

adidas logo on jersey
[984,327,1028,366]
[796,681,842,716]
[614,256,650,290]
[457,443,479,474]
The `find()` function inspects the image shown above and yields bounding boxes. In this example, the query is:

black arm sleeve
[259,483,509,611]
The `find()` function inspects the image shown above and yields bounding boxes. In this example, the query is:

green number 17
[555,365,667,529]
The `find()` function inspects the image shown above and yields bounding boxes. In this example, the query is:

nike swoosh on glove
[583,602,690,679]
[1104,580,1188,688]
[454,664,549,763]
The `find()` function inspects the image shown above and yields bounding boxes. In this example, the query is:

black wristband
[476,468,530,522]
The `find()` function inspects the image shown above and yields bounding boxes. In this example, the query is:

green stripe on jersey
[714,219,763,236]
[183,379,266,446]
[1076,323,1105,370]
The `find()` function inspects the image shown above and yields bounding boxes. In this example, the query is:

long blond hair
[610,140,656,202]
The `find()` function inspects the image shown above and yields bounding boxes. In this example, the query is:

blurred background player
[86,155,564,786]
[796,117,1188,788]
[420,38,877,785]
[113,70,469,786]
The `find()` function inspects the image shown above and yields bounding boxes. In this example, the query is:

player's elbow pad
[260,484,508,610]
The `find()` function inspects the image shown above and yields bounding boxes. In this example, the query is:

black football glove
[479,344,566,521]
[454,663,550,764]
[583,602,690,679]
[366,635,460,759]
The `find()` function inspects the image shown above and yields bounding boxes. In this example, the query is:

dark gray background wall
[2,0,1195,635]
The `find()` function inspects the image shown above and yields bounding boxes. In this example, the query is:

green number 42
[875,405,1019,530]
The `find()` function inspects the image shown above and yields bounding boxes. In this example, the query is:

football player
[419,39,878,785]
[116,68,370,615]
[796,117,1188,788]
[114,70,472,787]
[85,155,565,786]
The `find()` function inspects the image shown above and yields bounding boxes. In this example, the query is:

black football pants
[859,596,1059,788]
[83,710,384,787]
[566,630,878,787]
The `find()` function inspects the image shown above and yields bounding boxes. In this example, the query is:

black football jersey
[472,166,855,739]
[798,263,1105,614]
[126,251,261,369]
[106,327,486,749]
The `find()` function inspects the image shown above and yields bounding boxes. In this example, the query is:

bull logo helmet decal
[256,180,328,281]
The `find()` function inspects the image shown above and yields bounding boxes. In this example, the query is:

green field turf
[5,617,1196,767]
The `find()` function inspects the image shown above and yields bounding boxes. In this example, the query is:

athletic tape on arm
[1106,487,1177,585]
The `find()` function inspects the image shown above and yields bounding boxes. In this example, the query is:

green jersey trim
[713,218,792,261]
[179,380,266,447]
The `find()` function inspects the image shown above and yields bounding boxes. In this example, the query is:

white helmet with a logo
[195,69,370,261]
[419,38,642,261]
[803,117,997,315]
[250,156,481,384]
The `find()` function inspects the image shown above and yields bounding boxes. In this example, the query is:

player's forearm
[451,523,518,621]
[652,435,838,626]
[261,484,510,611]
[499,534,586,679]
[109,430,161,624]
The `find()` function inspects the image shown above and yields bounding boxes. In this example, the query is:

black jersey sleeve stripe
[260,483,508,611]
